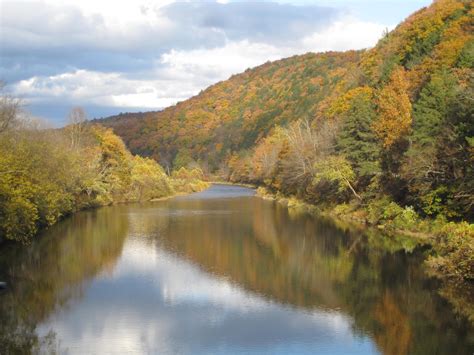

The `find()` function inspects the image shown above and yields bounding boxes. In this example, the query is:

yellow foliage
[327,86,374,118]
[373,67,413,148]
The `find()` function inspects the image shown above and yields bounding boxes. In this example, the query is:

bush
[366,197,392,224]
[128,156,173,201]
[426,222,474,282]
[366,197,420,231]
[0,124,179,243]
[392,205,419,230]
[170,167,209,194]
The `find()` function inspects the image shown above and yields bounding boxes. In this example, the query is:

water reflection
[0,185,472,354]
[38,242,375,354]
[0,208,128,353]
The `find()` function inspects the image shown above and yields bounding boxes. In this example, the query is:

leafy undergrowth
[170,167,211,194]
[426,222,474,283]
[428,224,474,323]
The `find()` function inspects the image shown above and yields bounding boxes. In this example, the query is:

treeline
[0,102,208,244]
[228,69,473,221]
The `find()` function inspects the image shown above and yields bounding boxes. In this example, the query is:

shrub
[426,222,474,282]
[366,197,420,231]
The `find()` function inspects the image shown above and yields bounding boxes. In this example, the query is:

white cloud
[159,41,287,81]
[301,16,388,52]
[12,69,193,109]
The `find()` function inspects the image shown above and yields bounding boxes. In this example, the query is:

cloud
[1,0,392,125]
[158,2,338,44]
[0,0,337,81]
[302,16,387,52]
[12,69,192,109]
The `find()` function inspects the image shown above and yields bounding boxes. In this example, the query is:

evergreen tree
[411,69,458,146]
[336,89,380,178]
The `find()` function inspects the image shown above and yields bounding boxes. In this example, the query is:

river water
[0,185,472,354]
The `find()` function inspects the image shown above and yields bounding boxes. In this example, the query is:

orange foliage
[99,0,472,178]
[373,67,412,148]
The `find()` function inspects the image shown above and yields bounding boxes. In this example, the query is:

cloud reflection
[38,235,377,354]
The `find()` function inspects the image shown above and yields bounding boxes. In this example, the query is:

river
[0,184,472,354]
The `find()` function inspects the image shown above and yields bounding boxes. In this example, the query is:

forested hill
[99,0,473,221]
[97,50,362,170]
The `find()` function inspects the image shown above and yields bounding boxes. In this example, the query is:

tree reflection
[151,196,473,354]
[0,206,129,353]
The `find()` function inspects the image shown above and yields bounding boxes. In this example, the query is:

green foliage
[0,177,38,242]
[313,155,359,199]
[402,22,443,69]
[427,222,474,282]
[335,87,380,177]
[401,69,473,219]
[173,148,194,169]
[412,70,458,145]
[391,206,420,230]
[401,65,457,212]
[366,197,420,231]
[456,39,474,68]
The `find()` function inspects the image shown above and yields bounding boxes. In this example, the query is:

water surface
[0,185,472,354]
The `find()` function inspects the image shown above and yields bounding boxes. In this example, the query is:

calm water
[0,185,472,354]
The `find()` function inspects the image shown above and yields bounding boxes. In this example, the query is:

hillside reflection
[151,187,473,354]
[0,185,472,354]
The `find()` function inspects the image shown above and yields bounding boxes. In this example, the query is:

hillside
[98,50,362,170]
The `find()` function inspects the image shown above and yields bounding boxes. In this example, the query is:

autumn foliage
[372,67,412,148]
[0,115,209,243]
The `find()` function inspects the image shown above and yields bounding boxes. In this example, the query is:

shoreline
[250,184,473,322]
[0,182,210,247]
[254,185,434,241]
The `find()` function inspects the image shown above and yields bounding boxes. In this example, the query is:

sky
[0,0,432,126]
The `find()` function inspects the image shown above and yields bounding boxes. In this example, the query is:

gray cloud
[159,2,338,44]
[0,1,339,82]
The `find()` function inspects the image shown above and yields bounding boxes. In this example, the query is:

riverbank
[207,181,255,188]
[0,180,210,248]
[255,186,427,241]
[0,120,213,245]
[150,182,211,202]
[254,185,474,322]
